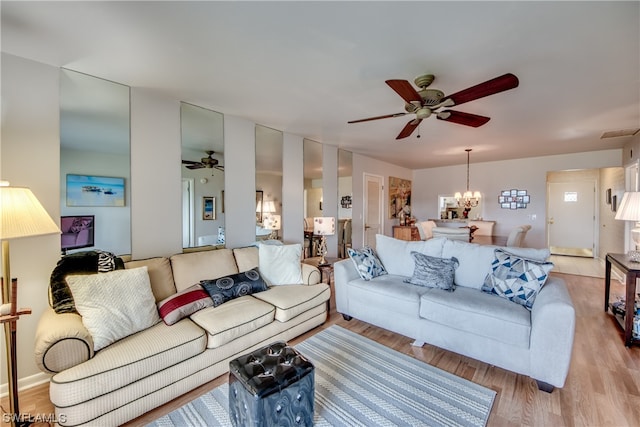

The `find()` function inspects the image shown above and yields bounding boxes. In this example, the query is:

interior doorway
[363,173,383,248]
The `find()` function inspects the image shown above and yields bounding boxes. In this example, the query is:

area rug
[147,325,496,427]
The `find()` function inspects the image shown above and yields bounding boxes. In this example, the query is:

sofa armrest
[301,263,321,285]
[334,259,359,314]
[34,307,94,374]
[529,276,575,388]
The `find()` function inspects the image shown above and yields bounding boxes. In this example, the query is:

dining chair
[506,225,532,247]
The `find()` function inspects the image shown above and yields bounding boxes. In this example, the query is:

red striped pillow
[157,284,213,325]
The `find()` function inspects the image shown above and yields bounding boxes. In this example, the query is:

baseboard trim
[0,372,51,398]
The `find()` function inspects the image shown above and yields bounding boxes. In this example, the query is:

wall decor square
[498,189,530,209]
[66,174,125,207]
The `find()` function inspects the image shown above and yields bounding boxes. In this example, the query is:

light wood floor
[3,271,640,427]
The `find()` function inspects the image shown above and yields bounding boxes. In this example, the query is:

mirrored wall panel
[303,139,323,257]
[180,102,224,248]
[255,125,283,241]
[338,149,353,258]
[60,69,131,256]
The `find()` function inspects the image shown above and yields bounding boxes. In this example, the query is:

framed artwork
[499,189,530,209]
[388,176,411,219]
[66,174,125,207]
[606,188,612,205]
[612,194,617,212]
[203,196,215,220]
[221,190,225,213]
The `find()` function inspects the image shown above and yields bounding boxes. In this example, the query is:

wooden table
[604,253,639,346]
[392,225,420,241]
[471,235,508,246]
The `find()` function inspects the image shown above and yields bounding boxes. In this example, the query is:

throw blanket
[50,250,124,314]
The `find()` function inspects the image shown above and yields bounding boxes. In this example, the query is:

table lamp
[1,182,61,427]
[263,214,281,240]
[615,191,640,262]
[313,217,335,265]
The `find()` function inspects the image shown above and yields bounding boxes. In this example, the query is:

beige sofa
[34,246,330,426]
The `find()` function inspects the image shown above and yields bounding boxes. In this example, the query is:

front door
[547,180,596,257]
[364,173,383,248]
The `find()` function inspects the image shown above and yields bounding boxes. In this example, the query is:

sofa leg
[411,340,425,347]
[535,380,555,393]
[341,314,353,321]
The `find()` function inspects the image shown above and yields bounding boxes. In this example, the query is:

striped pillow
[157,284,214,325]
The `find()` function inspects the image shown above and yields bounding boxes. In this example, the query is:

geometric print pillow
[481,249,554,310]
[347,247,388,281]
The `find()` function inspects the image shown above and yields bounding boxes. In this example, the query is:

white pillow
[258,243,303,285]
[66,266,161,351]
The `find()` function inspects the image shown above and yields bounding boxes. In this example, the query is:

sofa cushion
[200,268,268,307]
[189,296,275,348]
[125,256,175,302]
[441,240,497,289]
[233,246,259,272]
[419,286,532,348]
[404,252,458,291]
[50,318,207,405]
[170,249,239,292]
[482,249,554,310]
[157,284,214,326]
[258,243,303,285]
[65,266,161,351]
[346,274,430,316]
[347,246,387,280]
[375,234,445,276]
[252,284,330,322]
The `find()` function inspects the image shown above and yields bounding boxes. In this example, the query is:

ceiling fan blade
[437,110,491,127]
[186,164,205,170]
[396,119,422,139]
[444,73,519,106]
[385,80,422,103]
[214,165,225,171]
[182,160,199,165]
[348,112,408,124]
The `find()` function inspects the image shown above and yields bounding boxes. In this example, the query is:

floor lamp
[0,182,60,427]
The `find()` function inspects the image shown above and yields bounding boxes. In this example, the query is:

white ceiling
[2,1,639,169]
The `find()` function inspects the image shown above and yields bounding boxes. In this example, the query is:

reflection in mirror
[180,102,224,248]
[438,194,481,220]
[60,69,131,256]
[338,149,353,258]
[255,125,283,241]
[303,139,323,257]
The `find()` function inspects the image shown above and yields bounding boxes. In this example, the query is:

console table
[604,253,640,346]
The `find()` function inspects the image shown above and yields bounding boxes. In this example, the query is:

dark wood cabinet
[392,226,420,241]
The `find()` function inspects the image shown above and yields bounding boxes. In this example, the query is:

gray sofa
[334,234,575,392]
[34,246,330,426]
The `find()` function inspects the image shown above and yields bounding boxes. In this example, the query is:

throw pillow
[404,252,458,291]
[347,247,387,280]
[49,250,125,314]
[157,284,214,325]
[258,243,303,285]
[200,268,268,306]
[481,249,554,310]
[65,266,161,351]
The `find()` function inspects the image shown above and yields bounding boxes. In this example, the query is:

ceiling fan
[348,73,519,140]
[182,150,224,171]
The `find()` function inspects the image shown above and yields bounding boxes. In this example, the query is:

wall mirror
[60,69,131,256]
[255,125,283,241]
[438,194,482,220]
[338,149,353,258]
[303,139,323,256]
[180,102,224,248]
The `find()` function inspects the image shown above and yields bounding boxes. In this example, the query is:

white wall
[412,150,622,248]
[1,53,61,389]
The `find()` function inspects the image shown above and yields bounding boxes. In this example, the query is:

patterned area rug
[147,325,496,427]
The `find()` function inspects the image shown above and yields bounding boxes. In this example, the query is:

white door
[364,174,383,248]
[547,181,596,257]
[181,178,195,247]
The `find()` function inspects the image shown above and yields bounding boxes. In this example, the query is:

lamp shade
[1,184,60,241]
[313,217,335,236]
[615,192,640,221]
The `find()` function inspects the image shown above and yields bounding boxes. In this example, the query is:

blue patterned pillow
[347,247,387,281]
[481,249,554,310]
[200,268,268,307]
[404,252,458,291]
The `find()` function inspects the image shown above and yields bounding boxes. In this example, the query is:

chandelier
[455,149,481,209]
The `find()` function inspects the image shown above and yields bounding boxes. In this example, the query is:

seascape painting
[66,174,125,207]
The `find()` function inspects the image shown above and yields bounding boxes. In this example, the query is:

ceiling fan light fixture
[416,107,432,120]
